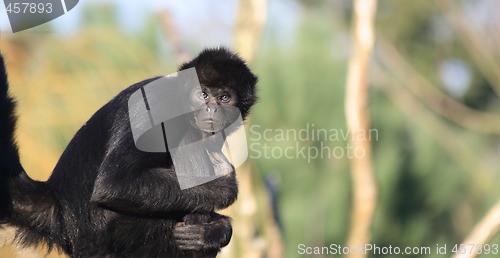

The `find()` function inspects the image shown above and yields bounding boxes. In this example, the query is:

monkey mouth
[196,119,215,127]
[196,119,220,133]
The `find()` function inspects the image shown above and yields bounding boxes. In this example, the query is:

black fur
[0,48,258,257]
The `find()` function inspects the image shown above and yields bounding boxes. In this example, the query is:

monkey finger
[175,239,206,251]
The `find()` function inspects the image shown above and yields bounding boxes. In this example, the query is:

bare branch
[344,1,378,257]
[159,9,190,64]
[452,201,500,258]
[233,0,268,63]
[372,68,492,175]
[437,0,500,96]
[220,2,282,258]
[377,39,500,135]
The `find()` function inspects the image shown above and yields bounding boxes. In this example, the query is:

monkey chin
[196,120,226,134]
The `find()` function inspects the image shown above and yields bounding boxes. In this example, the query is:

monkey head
[179,47,258,135]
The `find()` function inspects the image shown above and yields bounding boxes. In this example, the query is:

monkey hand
[173,212,232,252]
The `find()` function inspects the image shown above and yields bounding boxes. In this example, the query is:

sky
[2,0,497,98]
[0,0,299,44]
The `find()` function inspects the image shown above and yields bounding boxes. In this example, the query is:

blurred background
[1,0,500,257]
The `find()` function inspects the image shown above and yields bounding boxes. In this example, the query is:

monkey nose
[206,105,217,113]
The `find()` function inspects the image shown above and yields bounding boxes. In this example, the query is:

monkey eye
[219,94,231,103]
[198,91,209,100]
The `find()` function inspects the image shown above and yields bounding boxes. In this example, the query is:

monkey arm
[90,163,238,215]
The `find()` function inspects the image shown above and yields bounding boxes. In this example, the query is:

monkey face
[190,85,240,133]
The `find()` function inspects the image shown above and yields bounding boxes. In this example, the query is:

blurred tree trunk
[233,0,267,63]
[344,1,378,258]
[219,1,284,258]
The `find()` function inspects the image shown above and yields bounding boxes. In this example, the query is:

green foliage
[252,9,351,257]
[253,1,500,257]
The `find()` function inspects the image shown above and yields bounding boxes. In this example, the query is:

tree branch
[344,1,378,257]
[452,201,500,258]
[377,39,500,135]
[437,0,500,96]
[159,9,190,64]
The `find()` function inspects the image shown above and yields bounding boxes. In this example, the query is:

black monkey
[0,48,257,258]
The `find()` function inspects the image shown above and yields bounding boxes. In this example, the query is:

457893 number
[6,3,53,14]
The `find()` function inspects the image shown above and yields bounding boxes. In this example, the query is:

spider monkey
[0,48,257,258]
